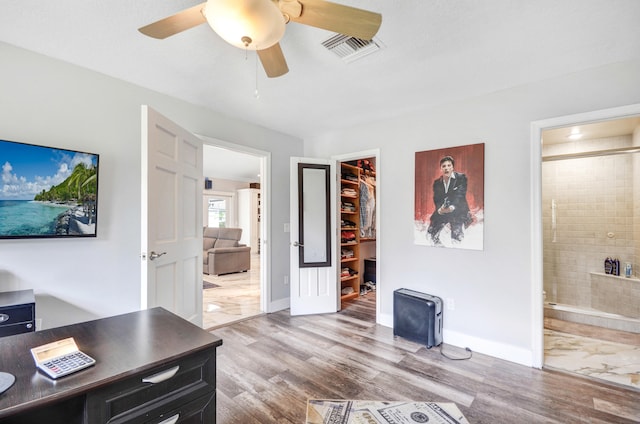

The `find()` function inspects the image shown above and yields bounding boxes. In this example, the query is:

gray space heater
[393,288,443,348]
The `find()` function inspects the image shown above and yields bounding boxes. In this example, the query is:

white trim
[332,149,381,324]
[530,103,640,369]
[378,312,392,328]
[444,330,534,367]
[530,121,544,369]
[197,134,272,316]
[269,297,290,312]
[381,312,533,366]
[261,153,272,313]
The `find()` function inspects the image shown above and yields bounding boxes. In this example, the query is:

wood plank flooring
[212,294,640,423]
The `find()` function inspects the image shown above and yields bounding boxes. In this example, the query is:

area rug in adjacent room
[306,400,469,424]
[203,281,220,289]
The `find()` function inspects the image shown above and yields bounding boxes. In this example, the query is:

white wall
[0,42,302,329]
[304,59,640,365]
[2,39,639,366]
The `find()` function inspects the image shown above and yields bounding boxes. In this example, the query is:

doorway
[335,150,380,322]
[200,138,269,329]
[540,118,640,389]
[531,104,640,389]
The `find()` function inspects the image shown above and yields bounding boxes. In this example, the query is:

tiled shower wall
[542,134,638,313]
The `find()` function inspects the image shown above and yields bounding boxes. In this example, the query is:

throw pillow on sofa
[204,238,216,250]
[215,239,237,248]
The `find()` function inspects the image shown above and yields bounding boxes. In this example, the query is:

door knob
[292,241,303,247]
[149,251,167,261]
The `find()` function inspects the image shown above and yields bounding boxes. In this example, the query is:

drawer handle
[0,314,8,323]
[157,414,180,424]
[142,365,180,384]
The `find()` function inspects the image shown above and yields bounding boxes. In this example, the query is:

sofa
[203,227,251,275]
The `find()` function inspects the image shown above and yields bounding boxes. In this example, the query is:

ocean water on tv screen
[0,200,71,236]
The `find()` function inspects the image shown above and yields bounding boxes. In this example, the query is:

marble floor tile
[202,253,262,330]
[544,329,640,390]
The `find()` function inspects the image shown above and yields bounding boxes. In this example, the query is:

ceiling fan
[138,0,382,78]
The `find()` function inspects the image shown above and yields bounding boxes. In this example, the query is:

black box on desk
[393,288,442,348]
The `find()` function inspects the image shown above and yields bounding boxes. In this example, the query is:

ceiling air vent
[321,34,383,63]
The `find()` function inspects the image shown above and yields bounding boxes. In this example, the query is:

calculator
[30,337,96,379]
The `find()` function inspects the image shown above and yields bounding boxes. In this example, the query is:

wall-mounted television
[0,138,99,239]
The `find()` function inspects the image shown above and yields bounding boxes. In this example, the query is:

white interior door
[289,157,338,315]
[141,106,203,326]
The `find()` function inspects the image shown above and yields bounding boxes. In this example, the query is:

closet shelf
[341,275,358,282]
[341,179,359,186]
[340,163,361,306]
[341,292,359,302]
[340,159,376,306]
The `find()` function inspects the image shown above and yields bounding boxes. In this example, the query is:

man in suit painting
[427,155,472,246]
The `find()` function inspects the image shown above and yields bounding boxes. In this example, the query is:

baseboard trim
[442,329,533,366]
[379,312,532,366]
[378,312,393,328]
[268,297,290,313]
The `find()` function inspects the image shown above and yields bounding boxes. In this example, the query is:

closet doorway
[201,140,269,330]
[336,150,380,322]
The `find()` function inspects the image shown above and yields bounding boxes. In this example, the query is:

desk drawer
[86,348,216,423]
[114,391,215,424]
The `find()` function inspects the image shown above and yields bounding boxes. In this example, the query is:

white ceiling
[203,145,261,182]
[1,0,640,143]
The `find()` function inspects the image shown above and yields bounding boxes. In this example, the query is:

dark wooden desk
[0,307,222,423]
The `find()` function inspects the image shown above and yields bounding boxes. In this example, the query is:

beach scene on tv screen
[0,139,98,238]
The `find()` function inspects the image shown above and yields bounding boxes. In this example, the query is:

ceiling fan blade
[257,43,289,78]
[138,2,207,39]
[288,0,382,40]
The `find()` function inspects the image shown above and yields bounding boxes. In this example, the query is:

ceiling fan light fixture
[204,0,286,50]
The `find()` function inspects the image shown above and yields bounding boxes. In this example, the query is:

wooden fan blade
[138,2,207,39]
[257,43,289,78]
[289,0,381,40]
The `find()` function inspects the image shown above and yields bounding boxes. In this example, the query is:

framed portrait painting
[414,143,484,250]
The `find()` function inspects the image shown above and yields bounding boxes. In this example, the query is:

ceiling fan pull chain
[254,52,260,99]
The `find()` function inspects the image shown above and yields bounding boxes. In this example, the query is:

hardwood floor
[212,293,640,423]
